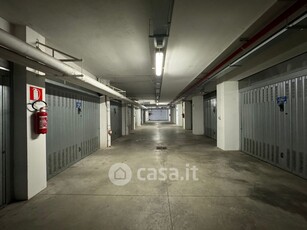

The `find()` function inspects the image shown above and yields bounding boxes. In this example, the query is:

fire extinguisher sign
[29,86,43,101]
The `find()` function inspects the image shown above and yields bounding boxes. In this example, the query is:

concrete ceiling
[0,0,290,102]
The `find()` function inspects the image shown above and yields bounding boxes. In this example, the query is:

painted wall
[149,109,169,121]
[100,96,108,148]
[182,102,186,129]
[121,103,129,136]
[170,107,176,123]
[217,81,240,150]
[26,82,47,198]
[11,26,48,200]
[176,103,183,126]
[192,96,204,135]
[136,108,141,126]
[145,110,149,122]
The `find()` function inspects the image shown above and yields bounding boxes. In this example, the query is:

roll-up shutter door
[204,95,217,140]
[110,101,122,141]
[240,74,307,179]
[46,83,100,179]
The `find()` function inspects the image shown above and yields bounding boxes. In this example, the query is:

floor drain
[156,146,167,150]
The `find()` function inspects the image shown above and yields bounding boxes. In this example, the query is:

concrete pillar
[182,102,186,129]
[217,81,240,150]
[192,96,204,135]
[132,107,136,130]
[100,96,109,148]
[176,103,183,126]
[145,110,149,122]
[121,103,129,136]
[13,26,47,200]
[136,108,141,127]
[184,101,192,130]
[106,98,111,147]
[171,107,176,123]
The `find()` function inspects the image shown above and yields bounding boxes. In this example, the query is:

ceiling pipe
[0,28,143,108]
[171,0,307,104]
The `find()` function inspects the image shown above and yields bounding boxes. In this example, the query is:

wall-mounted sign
[76,101,82,109]
[277,96,287,105]
[277,96,287,112]
[29,86,43,101]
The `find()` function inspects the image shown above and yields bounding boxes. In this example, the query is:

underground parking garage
[0,0,307,229]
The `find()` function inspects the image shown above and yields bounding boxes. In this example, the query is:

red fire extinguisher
[34,107,48,134]
[30,99,48,135]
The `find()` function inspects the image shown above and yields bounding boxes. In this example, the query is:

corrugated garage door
[0,69,10,206]
[204,95,217,139]
[240,74,307,179]
[110,100,122,141]
[46,83,100,179]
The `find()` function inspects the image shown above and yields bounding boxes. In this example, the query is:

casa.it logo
[108,163,132,186]
[108,163,199,186]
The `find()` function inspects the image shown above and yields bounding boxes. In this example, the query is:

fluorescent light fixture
[0,66,10,72]
[155,51,164,76]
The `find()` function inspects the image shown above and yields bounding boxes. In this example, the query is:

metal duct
[0,28,143,108]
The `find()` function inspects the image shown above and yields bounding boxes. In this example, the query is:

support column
[145,110,149,122]
[121,103,129,136]
[136,108,141,127]
[106,98,111,147]
[171,107,176,124]
[192,96,204,135]
[132,107,136,130]
[13,26,47,200]
[182,102,186,129]
[100,96,109,148]
[217,81,240,150]
[176,103,183,126]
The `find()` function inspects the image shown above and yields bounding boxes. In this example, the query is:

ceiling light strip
[155,51,164,76]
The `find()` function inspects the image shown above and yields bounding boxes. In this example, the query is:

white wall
[132,107,136,130]
[182,102,186,129]
[12,53,47,200]
[217,81,240,150]
[176,103,183,126]
[26,83,47,198]
[149,109,169,121]
[121,103,129,135]
[107,99,111,146]
[145,110,149,122]
[171,107,176,123]
[192,96,204,135]
[136,108,141,127]
[100,96,109,148]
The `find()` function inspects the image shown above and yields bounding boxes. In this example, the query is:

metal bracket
[36,40,82,63]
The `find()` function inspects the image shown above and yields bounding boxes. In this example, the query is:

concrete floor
[0,122,307,230]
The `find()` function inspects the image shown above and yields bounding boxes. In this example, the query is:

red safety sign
[30,86,43,101]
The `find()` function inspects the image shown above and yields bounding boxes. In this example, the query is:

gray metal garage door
[240,74,307,179]
[204,95,217,139]
[110,100,122,141]
[46,83,100,179]
[0,70,10,206]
